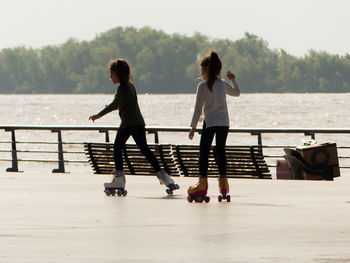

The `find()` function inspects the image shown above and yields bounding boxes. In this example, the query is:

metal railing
[1,125,350,173]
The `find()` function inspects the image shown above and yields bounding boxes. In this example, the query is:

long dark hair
[108,58,132,87]
[200,50,222,91]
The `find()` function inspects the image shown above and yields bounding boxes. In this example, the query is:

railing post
[251,131,263,146]
[146,129,159,143]
[5,129,19,172]
[99,130,110,143]
[304,132,316,140]
[154,131,159,144]
[52,129,65,173]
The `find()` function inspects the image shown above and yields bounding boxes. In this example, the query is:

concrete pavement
[0,172,350,263]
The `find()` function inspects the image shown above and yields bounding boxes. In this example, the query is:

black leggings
[113,125,161,172]
[199,122,229,178]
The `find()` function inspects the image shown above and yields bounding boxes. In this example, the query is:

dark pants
[199,122,229,178]
[114,125,161,172]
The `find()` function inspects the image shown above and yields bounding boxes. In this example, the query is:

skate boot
[187,177,210,203]
[104,170,127,197]
[157,170,180,195]
[218,177,230,202]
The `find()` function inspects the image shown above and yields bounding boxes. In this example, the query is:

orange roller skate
[187,177,210,203]
[218,177,230,202]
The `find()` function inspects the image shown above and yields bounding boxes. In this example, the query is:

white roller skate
[104,170,127,197]
[156,170,180,195]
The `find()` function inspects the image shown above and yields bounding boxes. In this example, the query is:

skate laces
[190,178,208,191]
[219,177,229,192]
[116,170,123,176]
[111,170,124,180]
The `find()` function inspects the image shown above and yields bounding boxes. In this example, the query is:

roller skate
[187,177,210,203]
[104,170,127,197]
[218,177,230,202]
[157,170,180,195]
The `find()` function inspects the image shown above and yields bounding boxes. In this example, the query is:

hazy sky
[1,0,349,56]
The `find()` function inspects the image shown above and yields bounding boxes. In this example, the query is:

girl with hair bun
[89,58,179,196]
[187,50,240,203]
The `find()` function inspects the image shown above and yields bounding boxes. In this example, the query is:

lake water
[1,93,350,174]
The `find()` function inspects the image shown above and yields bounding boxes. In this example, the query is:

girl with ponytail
[187,50,240,203]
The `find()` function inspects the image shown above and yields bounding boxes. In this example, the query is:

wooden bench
[174,145,271,179]
[84,143,179,176]
[84,143,271,179]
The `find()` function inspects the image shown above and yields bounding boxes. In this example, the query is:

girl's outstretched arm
[89,114,101,122]
[189,84,205,139]
[97,95,120,117]
[89,88,121,122]
[225,71,240,97]
[189,127,196,140]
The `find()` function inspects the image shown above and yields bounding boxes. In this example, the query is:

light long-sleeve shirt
[190,78,240,129]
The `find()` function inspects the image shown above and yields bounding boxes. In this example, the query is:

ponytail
[200,50,222,91]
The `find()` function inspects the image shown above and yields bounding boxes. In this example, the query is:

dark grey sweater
[98,83,145,129]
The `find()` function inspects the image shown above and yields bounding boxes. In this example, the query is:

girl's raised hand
[226,71,235,80]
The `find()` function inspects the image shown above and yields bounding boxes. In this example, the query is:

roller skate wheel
[111,189,116,196]
[187,196,193,203]
[104,189,111,196]
[218,195,222,202]
[226,195,231,202]
[205,196,210,203]
[196,196,203,203]
[117,190,122,196]
[123,190,128,196]
[175,184,180,190]
[166,189,173,195]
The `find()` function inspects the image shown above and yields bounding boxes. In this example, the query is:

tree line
[1,26,349,94]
